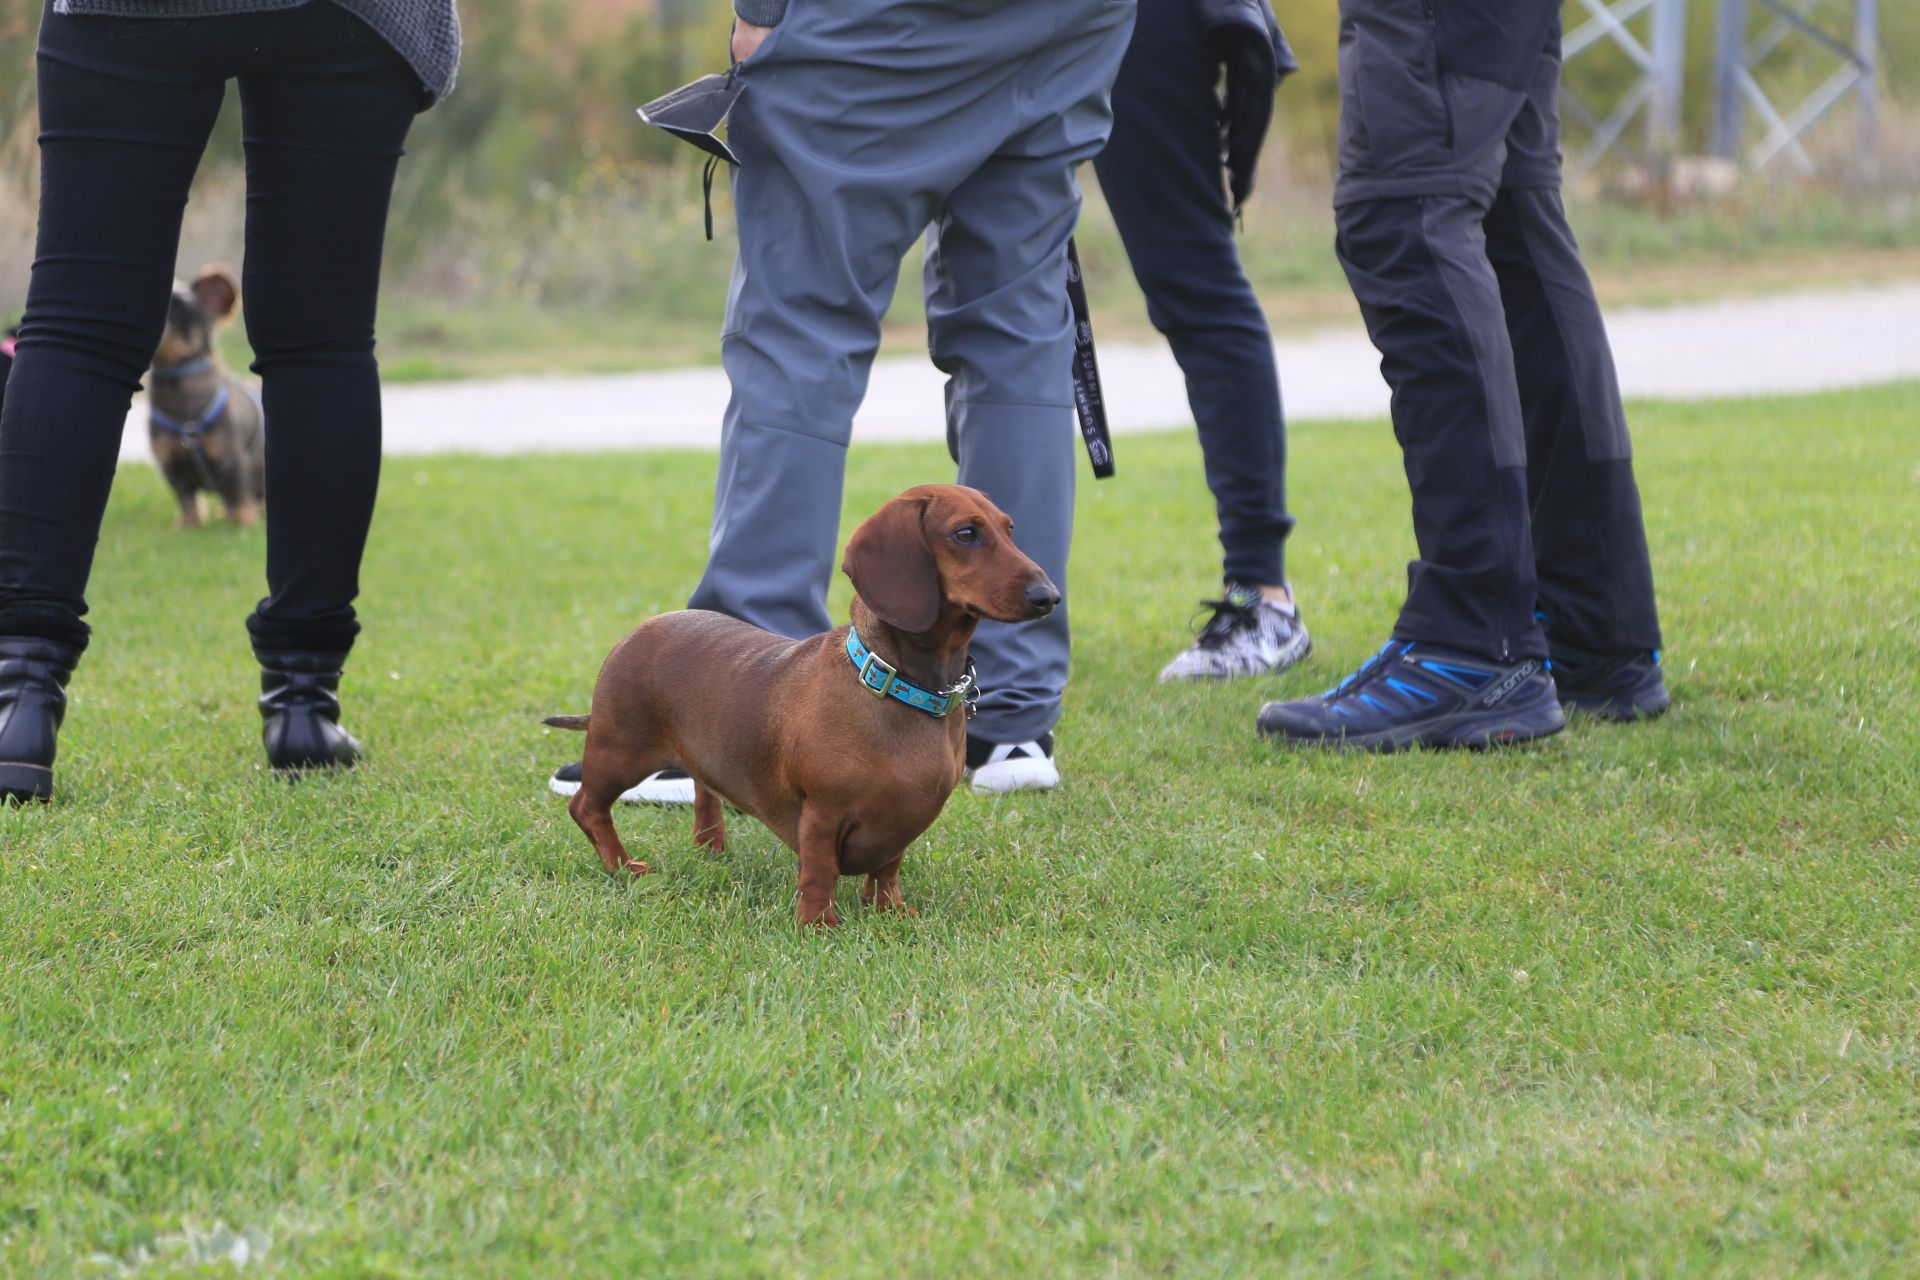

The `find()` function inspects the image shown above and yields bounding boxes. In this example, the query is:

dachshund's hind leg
[860,854,915,915]
[692,782,727,854]
[568,743,659,878]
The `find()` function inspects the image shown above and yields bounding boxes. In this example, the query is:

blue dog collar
[846,626,975,719]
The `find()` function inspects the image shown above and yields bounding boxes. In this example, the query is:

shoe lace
[1189,593,1262,650]
[1323,641,1405,700]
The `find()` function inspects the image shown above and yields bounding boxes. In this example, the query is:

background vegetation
[4,0,1920,375]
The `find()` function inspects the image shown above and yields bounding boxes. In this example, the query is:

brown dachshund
[547,484,1060,927]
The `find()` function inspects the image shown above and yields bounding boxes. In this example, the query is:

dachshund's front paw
[798,904,840,930]
[622,858,654,878]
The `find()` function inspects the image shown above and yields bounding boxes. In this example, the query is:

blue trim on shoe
[1257,639,1565,752]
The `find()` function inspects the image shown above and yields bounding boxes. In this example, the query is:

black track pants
[1095,0,1292,588]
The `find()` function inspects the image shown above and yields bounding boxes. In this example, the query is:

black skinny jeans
[0,2,422,657]
[1093,0,1293,589]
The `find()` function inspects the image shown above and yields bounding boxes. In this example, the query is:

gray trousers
[686,0,1136,745]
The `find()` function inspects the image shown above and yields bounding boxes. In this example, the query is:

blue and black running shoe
[1549,644,1670,722]
[1256,640,1566,752]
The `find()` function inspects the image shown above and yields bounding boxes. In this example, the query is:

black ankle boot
[257,650,363,772]
[0,637,80,804]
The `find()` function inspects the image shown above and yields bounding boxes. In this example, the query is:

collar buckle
[858,650,897,699]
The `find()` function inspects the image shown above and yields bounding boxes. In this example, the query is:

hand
[1216,35,1279,211]
[731,19,774,66]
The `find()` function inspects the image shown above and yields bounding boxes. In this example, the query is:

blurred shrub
[1,0,1918,314]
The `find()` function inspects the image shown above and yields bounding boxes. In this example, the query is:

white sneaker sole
[968,756,1061,795]
[548,772,696,806]
[1156,631,1312,683]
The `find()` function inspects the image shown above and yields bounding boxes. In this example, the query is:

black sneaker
[1157,584,1311,682]
[965,732,1058,794]
[548,762,695,805]
[1550,645,1670,722]
[1256,640,1566,752]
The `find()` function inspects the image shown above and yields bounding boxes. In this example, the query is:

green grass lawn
[4,384,1918,1277]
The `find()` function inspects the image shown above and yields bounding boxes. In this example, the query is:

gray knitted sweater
[52,0,461,100]
[736,0,788,27]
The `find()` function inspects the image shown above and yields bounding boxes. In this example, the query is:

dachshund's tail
[543,714,591,731]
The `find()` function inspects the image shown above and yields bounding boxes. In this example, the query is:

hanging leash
[1066,238,1114,480]
[637,65,746,244]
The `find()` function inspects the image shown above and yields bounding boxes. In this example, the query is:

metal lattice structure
[1560,0,1690,178]
[1711,0,1880,176]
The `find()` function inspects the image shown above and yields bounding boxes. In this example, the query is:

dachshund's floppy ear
[842,494,940,634]
[191,266,240,325]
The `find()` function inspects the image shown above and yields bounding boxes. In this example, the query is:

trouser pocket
[1342,12,1451,174]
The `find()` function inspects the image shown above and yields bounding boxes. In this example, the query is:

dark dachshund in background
[148,267,265,528]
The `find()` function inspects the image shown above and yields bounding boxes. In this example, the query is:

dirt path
[115,282,1920,462]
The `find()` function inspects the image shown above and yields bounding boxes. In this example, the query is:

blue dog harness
[846,627,976,719]
[150,383,231,443]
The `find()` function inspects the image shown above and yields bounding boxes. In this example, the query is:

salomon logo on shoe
[1480,659,1539,708]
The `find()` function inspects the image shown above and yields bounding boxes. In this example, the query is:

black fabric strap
[1066,238,1114,480]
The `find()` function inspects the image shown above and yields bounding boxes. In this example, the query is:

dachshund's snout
[1025,580,1061,618]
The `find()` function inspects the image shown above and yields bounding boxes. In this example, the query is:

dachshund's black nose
[1026,581,1062,614]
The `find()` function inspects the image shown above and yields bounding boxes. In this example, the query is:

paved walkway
[115,282,1920,462]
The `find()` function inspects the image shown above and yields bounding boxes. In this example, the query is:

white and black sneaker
[965,732,1059,794]
[1157,584,1311,683]
[548,762,696,806]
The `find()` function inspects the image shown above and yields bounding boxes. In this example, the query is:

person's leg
[557,0,1046,805]
[1093,0,1290,592]
[1094,0,1306,685]
[234,4,421,662]
[684,6,940,642]
[1487,27,1662,664]
[1322,0,1552,662]
[1337,193,1543,661]
[0,10,225,800]
[0,10,224,652]
[924,0,1134,775]
[1259,0,1564,749]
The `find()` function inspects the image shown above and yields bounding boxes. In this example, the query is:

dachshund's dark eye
[952,527,979,546]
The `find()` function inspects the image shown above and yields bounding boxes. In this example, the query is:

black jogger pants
[0,2,423,656]
[1095,0,1293,589]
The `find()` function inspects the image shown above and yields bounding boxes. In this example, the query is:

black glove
[1195,0,1298,213]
